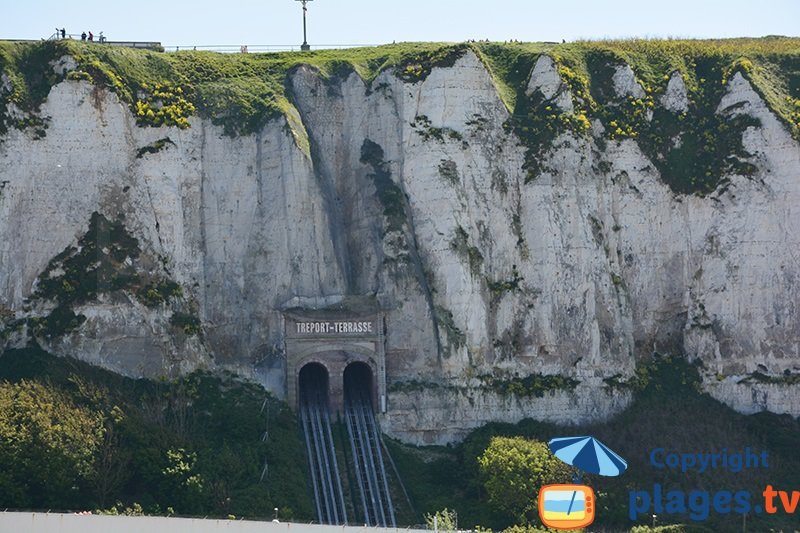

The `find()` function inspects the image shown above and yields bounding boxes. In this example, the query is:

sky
[1,0,798,50]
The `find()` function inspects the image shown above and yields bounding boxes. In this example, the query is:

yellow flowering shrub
[134,82,195,129]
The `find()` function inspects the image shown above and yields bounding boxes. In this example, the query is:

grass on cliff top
[0,39,465,135]
[471,37,799,129]
[0,37,798,136]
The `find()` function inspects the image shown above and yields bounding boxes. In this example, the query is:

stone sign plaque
[285,315,380,339]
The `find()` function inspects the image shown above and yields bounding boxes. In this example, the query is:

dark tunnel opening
[299,362,329,408]
[343,361,374,411]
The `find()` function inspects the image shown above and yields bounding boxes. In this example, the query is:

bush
[478,437,572,525]
[0,380,102,508]
[425,508,458,531]
[0,347,313,518]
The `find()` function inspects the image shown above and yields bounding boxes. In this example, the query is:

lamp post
[295,0,313,51]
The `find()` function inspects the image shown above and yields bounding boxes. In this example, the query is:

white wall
[0,513,431,533]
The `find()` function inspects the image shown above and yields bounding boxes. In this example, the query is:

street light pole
[295,0,313,51]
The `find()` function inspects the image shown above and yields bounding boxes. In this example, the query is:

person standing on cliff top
[88,31,93,41]
[81,31,86,41]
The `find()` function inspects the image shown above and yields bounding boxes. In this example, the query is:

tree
[89,406,131,507]
[478,436,571,524]
[161,447,205,513]
[0,380,102,508]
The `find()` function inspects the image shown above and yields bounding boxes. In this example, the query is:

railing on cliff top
[165,44,379,52]
[38,33,379,53]
[16,33,165,51]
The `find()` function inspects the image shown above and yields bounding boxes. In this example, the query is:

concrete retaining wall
[0,513,430,533]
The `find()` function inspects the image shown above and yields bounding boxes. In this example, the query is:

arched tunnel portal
[344,361,376,412]
[293,352,381,415]
[298,362,330,410]
[285,313,395,527]
[285,313,387,415]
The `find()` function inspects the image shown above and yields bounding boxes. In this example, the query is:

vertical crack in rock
[287,82,356,293]
[198,119,210,317]
[141,172,166,260]
[359,138,444,360]
[255,128,264,209]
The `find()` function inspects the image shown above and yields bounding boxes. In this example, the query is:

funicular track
[343,367,396,528]
[298,362,396,527]
[299,367,348,525]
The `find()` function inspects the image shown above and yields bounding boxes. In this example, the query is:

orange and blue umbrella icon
[548,436,627,477]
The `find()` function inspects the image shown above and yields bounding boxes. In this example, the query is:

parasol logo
[539,436,627,530]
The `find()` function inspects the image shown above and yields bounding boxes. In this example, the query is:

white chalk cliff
[1,48,798,443]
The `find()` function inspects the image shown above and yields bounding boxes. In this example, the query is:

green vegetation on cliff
[473,38,799,192]
[472,37,799,136]
[1,38,796,140]
[16,211,200,340]
[388,355,800,532]
[0,345,311,518]
[0,39,468,136]
[0,38,797,194]
[3,346,800,532]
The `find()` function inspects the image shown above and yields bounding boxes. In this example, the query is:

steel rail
[300,400,324,523]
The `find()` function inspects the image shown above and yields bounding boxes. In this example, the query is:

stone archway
[298,362,329,408]
[284,311,386,415]
[293,351,380,415]
[344,361,376,411]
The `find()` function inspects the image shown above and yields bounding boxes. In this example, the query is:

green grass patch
[487,265,524,299]
[170,311,202,336]
[478,373,579,398]
[449,225,483,278]
[136,137,176,158]
[388,372,577,399]
[438,159,459,185]
[738,370,800,386]
[411,114,466,145]
[434,305,466,357]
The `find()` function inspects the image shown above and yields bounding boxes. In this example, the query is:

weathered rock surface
[528,55,574,112]
[1,51,799,443]
[661,71,689,113]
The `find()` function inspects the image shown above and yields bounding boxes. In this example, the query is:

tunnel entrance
[298,363,329,409]
[344,361,374,411]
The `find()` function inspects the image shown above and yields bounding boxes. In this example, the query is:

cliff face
[1,40,799,443]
